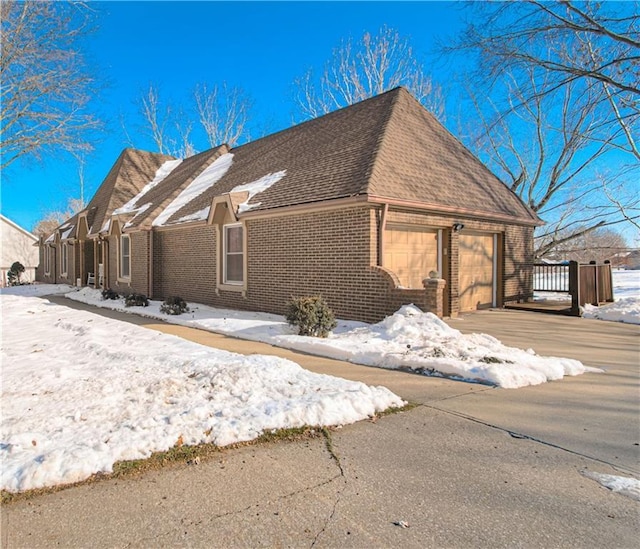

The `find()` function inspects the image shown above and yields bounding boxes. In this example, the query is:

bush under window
[124,293,149,307]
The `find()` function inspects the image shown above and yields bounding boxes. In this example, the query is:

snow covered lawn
[1,293,403,493]
[582,270,640,325]
[64,287,599,389]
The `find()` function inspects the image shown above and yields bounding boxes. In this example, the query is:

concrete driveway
[2,299,638,548]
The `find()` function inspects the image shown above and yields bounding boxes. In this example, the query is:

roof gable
[85,148,175,236]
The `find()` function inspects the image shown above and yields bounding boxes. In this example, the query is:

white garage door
[384,225,439,288]
[459,233,496,312]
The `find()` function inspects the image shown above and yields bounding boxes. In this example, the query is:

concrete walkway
[2,299,639,548]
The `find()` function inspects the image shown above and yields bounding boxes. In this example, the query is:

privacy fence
[533,260,614,316]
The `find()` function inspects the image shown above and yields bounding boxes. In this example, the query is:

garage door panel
[459,233,495,312]
[385,226,438,289]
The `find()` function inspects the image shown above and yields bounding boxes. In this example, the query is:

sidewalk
[2,298,638,548]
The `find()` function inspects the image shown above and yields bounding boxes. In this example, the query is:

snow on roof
[176,207,211,224]
[45,233,55,243]
[113,159,183,216]
[60,225,75,240]
[232,171,287,214]
[153,153,234,227]
[101,218,111,234]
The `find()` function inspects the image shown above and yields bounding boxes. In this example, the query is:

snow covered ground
[1,292,403,493]
[63,287,599,390]
[581,269,640,325]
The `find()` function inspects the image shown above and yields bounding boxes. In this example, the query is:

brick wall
[153,225,218,303]
[143,204,534,323]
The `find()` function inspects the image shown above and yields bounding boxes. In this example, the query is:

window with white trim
[120,234,131,279]
[60,243,68,276]
[223,224,244,284]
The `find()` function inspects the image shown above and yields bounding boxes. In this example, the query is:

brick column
[423,277,447,318]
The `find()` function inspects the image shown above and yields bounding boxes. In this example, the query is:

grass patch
[1,407,415,505]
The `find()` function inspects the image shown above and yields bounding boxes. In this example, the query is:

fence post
[604,260,614,302]
[569,260,580,315]
[590,260,599,305]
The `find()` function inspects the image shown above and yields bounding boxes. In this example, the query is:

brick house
[38,87,541,322]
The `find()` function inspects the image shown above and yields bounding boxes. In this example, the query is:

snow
[0,284,73,297]
[581,471,640,501]
[66,288,600,390]
[113,159,183,216]
[1,291,403,493]
[230,170,286,213]
[153,153,233,227]
[582,270,640,324]
[60,224,74,240]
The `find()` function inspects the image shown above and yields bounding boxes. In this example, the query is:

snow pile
[1,293,403,493]
[275,305,596,389]
[153,153,234,227]
[582,297,640,325]
[581,471,640,501]
[230,170,286,213]
[65,289,598,389]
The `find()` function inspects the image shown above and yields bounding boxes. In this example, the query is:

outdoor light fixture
[453,222,465,232]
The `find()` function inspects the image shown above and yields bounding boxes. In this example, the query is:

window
[120,235,131,279]
[223,224,244,284]
[60,243,68,276]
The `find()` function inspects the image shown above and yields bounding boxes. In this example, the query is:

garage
[384,225,439,288]
[459,232,496,311]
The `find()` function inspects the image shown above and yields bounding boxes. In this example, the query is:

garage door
[459,233,495,312]
[384,225,438,288]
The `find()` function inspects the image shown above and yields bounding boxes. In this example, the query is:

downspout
[378,203,389,266]
[148,230,154,298]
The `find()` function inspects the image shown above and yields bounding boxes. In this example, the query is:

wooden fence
[533,260,614,316]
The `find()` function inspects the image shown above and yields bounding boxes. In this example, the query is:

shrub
[286,296,337,337]
[124,293,149,307]
[7,261,25,286]
[160,296,189,315]
[101,288,119,300]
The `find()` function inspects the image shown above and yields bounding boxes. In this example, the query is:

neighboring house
[1,214,39,286]
[38,88,542,322]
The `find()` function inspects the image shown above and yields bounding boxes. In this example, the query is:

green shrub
[160,296,189,315]
[7,261,25,286]
[286,296,337,337]
[101,288,119,300]
[124,293,149,307]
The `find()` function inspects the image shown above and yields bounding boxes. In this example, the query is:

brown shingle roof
[79,88,538,235]
[154,87,538,226]
[85,148,175,237]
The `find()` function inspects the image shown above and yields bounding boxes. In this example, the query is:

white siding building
[1,215,39,286]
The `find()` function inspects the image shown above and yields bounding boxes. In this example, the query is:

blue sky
[2,1,467,232]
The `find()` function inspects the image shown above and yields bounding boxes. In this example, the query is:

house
[38,87,541,322]
[1,214,39,286]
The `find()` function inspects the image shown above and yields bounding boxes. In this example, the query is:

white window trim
[60,243,68,277]
[118,234,131,281]
[222,223,244,286]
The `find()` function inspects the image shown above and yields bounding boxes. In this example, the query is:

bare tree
[467,67,639,258]
[0,0,99,171]
[33,197,86,237]
[138,84,175,155]
[549,227,629,264]
[453,0,639,159]
[449,1,639,257]
[195,83,251,147]
[132,83,251,156]
[294,26,444,120]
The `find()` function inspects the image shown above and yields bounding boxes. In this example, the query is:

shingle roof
[78,88,539,235]
[84,148,175,237]
[147,87,538,226]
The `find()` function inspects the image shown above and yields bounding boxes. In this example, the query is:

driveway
[2,299,638,548]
